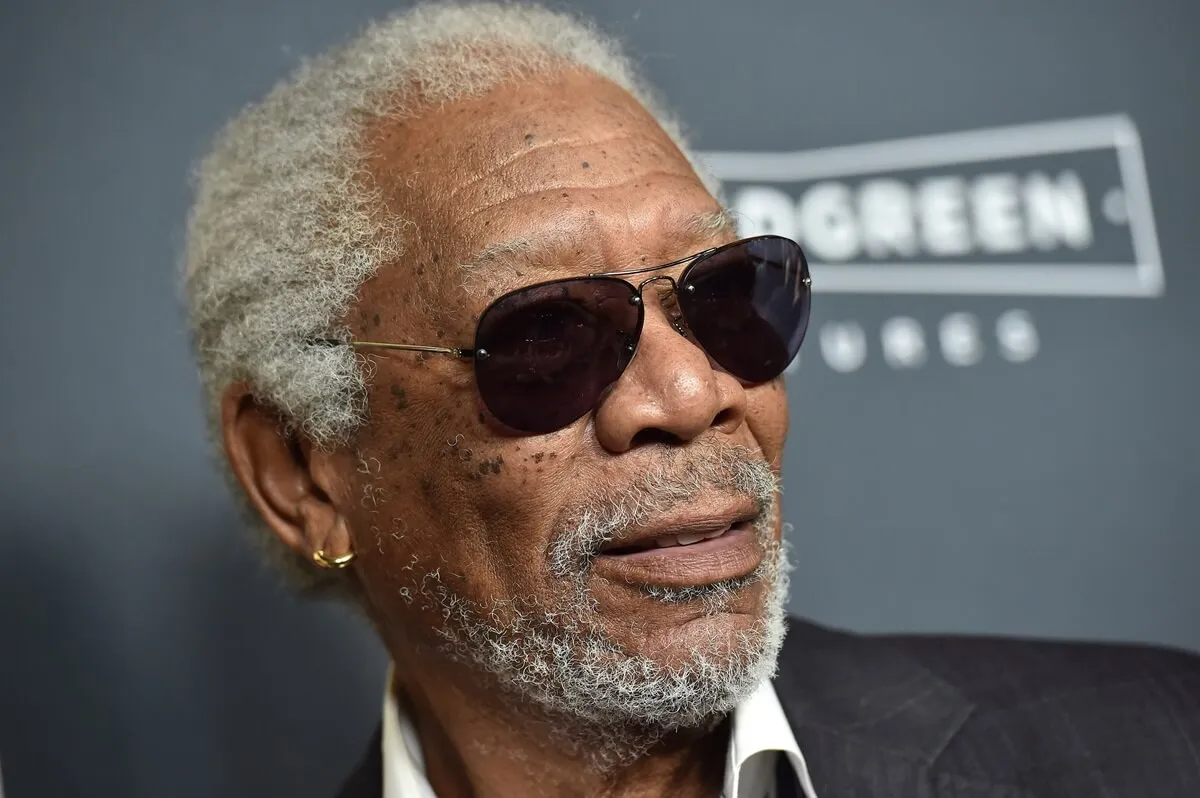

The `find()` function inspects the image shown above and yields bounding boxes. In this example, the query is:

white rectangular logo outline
[699,115,1164,297]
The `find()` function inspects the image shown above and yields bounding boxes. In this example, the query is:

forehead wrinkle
[452,166,707,236]
[432,150,696,235]
[439,129,661,205]
[456,206,736,299]
[456,221,592,298]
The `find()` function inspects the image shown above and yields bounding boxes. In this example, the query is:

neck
[392,655,730,798]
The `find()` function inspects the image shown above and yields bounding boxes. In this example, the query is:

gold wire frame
[315,237,810,358]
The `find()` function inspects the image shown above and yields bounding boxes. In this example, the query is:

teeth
[651,528,728,548]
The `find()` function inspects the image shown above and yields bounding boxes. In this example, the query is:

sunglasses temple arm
[345,341,476,359]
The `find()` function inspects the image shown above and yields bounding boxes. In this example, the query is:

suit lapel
[333,620,973,798]
[772,618,975,797]
[334,726,383,798]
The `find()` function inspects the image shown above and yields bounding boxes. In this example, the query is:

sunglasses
[329,235,812,434]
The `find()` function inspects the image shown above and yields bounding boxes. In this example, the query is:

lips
[599,517,743,554]
[598,503,758,553]
[641,527,731,548]
[591,504,764,589]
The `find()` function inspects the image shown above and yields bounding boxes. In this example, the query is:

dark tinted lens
[677,236,811,383]
[473,278,642,433]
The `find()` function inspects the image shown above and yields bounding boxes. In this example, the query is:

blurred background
[1,0,1197,796]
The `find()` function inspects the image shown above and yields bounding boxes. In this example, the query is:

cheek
[348,392,577,613]
[746,378,789,468]
[439,438,584,587]
[341,396,491,603]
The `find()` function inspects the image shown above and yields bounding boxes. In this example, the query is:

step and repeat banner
[1,1,1195,796]
[692,108,1193,640]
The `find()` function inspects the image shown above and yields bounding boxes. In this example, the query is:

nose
[592,287,748,453]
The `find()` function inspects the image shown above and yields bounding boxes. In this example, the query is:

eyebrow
[684,207,739,239]
[456,208,740,292]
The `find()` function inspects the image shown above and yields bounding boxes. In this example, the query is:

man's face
[340,70,791,733]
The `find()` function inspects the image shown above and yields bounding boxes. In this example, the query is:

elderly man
[185,3,1200,797]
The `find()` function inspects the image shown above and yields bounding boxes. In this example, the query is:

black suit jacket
[335,617,1200,797]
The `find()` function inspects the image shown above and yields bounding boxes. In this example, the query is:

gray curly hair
[183,2,715,594]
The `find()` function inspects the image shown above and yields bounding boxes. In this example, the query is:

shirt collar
[382,665,818,798]
[381,665,438,798]
[726,679,818,798]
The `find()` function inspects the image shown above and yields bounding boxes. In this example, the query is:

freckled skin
[345,71,789,663]
[224,69,790,798]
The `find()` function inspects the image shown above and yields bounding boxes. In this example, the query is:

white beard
[409,443,792,765]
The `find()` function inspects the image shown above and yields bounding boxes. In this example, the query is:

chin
[596,575,775,668]
[424,537,790,738]
[656,612,768,671]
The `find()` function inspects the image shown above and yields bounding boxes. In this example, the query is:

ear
[220,383,355,564]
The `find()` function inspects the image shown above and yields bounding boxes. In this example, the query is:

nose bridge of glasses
[630,274,692,338]
[636,273,678,297]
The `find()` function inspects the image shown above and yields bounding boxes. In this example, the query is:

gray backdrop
[1,1,1197,796]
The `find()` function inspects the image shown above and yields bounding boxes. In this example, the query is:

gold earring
[311,549,356,569]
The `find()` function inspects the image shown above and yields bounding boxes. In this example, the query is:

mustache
[546,441,780,579]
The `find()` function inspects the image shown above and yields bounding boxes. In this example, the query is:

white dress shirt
[381,667,819,798]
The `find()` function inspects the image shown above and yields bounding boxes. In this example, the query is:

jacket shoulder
[333,726,382,798]
[777,617,1200,712]
[776,619,1200,795]
[894,631,1200,795]
[879,629,1200,712]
